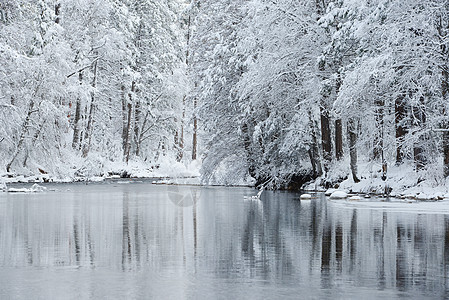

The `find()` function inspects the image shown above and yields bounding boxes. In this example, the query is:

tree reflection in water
[0,184,448,298]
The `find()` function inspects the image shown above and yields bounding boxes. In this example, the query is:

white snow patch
[308,160,449,201]
[8,184,47,193]
[330,190,348,199]
[89,176,105,182]
[300,194,312,200]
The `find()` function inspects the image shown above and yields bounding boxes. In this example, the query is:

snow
[8,184,47,193]
[300,194,312,200]
[329,190,348,199]
[307,160,449,201]
[0,156,202,185]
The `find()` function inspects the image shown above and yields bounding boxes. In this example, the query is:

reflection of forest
[0,187,449,296]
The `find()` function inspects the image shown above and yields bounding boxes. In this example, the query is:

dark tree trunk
[133,84,140,156]
[7,100,35,172]
[82,59,98,158]
[442,68,449,176]
[334,70,343,161]
[412,98,426,171]
[395,94,407,165]
[123,81,135,162]
[347,118,360,183]
[308,110,322,177]
[241,122,256,179]
[374,98,387,180]
[135,110,151,157]
[308,149,317,178]
[177,96,186,162]
[192,97,198,160]
[124,102,132,163]
[72,72,82,150]
[437,9,449,176]
[23,121,45,167]
[335,119,343,160]
[444,130,449,177]
[55,3,61,24]
[373,99,383,161]
[320,106,332,171]
[121,85,127,151]
[174,119,179,153]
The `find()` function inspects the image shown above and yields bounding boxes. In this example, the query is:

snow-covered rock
[89,176,105,182]
[329,190,348,199]
[349,195,361,201]
[8,183,47,193]
[300,194,312,200]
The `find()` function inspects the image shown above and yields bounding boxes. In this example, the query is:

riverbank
[304,159,449,201]
[0,158,201,186]
[3,156,449,202]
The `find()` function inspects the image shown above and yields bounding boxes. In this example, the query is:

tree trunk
[373,99,383,161]
[308,110,322,177]
[23,120,45,167]
[241,122,257,179]
[124,102,132,163]
[320,105,332,171]
[123,81,135,162]
[72,72,82,150]
[334,70,343,161]
[135,110,150,157]
[82,58,98,158]
[55,2,61,24]
[177,96,186,162]
[412,98,426,171]
[442,67,449,176]
[347,118,360,183]
[121,85,128,152]
[192,97,198,160]
[6,100,35,172]
[395,94,407,165]
[335,119,343,160]
[174,119,179,153]
[444,129,449,177]
[133,83,140,156]
[374,98,387,180]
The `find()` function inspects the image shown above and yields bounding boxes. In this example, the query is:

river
[0,182,448,299]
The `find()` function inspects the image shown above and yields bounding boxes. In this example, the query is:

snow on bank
[7,184,47,193]
[329,190,348,199]
[0,157,201,186]
[305,159,449,201]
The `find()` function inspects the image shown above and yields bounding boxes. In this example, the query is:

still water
[0,182,448,299]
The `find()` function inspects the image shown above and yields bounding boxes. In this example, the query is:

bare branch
[66,56,102,78]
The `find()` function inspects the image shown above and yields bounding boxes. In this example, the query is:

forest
[1,0,449,193]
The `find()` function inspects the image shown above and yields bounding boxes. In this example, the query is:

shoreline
[2,171,448,202]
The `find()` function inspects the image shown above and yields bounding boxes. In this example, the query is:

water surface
[0,182,448,299]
